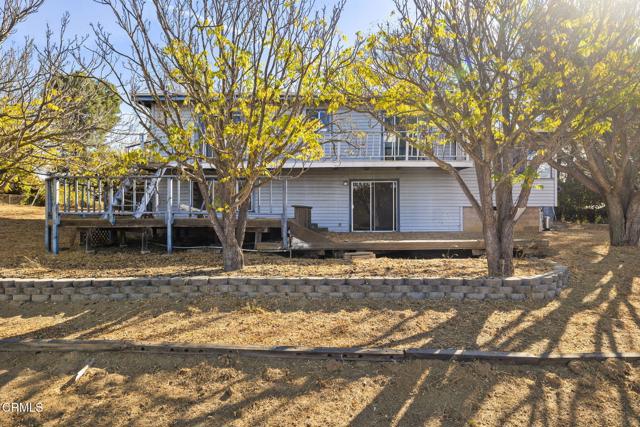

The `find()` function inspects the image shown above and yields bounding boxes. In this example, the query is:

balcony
[146,130,474,169]
[301,131,472,168]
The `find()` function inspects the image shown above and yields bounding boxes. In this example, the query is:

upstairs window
[306,108,331,131]
[231,111,243,123]
[515,149,553,179]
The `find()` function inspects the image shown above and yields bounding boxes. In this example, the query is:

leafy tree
[0,2,120,193]
[343,0,637,276]
[556,172,607,224]
[93,0,352,271]
[542,0,640,246]
[551,98,640,244]
[49,72,122,175]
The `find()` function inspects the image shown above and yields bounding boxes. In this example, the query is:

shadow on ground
[1,221,639,425]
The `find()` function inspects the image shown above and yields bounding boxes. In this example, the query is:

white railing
[44,174,290,254]
[319,131,469,162]
[144,130,470,164]
[46,174,285,220]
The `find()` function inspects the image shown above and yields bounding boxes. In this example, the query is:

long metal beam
[1,338,639,364]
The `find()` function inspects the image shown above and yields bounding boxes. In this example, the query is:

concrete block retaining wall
[0,265,570,303]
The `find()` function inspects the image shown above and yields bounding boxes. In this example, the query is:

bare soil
[0,352,639,427]
[0,204,551,278]
[1,204,640,425]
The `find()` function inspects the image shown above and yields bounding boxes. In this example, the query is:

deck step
[344,251,376,260]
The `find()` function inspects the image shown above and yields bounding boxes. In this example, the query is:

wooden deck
[287,221,548,254]
[50,216,281,230]
[48,214,548,256]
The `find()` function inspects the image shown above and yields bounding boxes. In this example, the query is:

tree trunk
[625,196,640,245]
[606,194,640,246]
[481,219,514,277]
[498,216,515,277]
[197,178,247,272]
[235,199,250,246]
[482,222,503,277]
[221,232,244,271]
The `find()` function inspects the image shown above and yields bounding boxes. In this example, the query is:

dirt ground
[1,352,639,427]
[0,204,550,278]
[1,204,640,425]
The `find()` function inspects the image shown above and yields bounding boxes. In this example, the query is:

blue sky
[11,0,396,140]
[14,0,396,47]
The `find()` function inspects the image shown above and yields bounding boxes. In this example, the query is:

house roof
[134,93,187,107]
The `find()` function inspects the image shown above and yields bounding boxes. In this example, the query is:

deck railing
[318,131,469,163]
[44,174,290,254]
[145,130,470,164]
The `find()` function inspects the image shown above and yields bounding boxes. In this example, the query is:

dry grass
[0,352,638,426]
[2,204,640,426]
[0,204,551,278]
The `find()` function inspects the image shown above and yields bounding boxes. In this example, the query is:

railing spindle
[189,180,193,217]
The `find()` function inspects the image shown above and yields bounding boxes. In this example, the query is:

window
[231,111,243,123]
[383,116,408,159]
[537,163,552,179]
[306,108,331,131]
[526,150,553,179]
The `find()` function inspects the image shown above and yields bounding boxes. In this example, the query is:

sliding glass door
[351,181,397,231]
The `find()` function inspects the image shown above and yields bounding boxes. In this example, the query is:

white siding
[149,103,558,230]
[458,168,557,208]
[254,169,465,232]
[154,166,557,232]
[254,167,556,232]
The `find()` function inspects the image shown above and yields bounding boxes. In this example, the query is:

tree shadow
[1,224,639,425]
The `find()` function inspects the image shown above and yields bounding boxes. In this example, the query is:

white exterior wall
[250,168,556,232]
[148,104,558,232]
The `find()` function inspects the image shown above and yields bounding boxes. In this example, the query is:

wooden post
[44,178,51,252]
[405,132,409,161]
[154,177,160,212]
[132,180,137,213]
[256,186,261,214]
[52,178,60,255]
[74,180,79,212]
[177,179,181,213]
[281,179,288,249]
[189,181,193,217]
[62,179,67,212]
[166,177,173,254]
[108,181,115,225]
[97,178,102,212]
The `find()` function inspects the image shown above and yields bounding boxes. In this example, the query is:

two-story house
[42,98,556,254]
[143,100,556,236]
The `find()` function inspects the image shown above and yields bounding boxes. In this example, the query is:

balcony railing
[146,130,470,164]
[318,131,469,163]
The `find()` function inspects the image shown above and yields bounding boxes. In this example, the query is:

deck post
[281,178,288,249]
[44,177,51,252]
[51,178,59,254]
[108,181,115,225]
[166,177,173,254]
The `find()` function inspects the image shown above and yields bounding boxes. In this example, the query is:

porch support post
[51,178,60,255]
[281,178,288,249]
[108,181,115,225]
[44,177,51,252]
[166,177,174,254]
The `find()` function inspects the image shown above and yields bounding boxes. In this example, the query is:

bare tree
[91,0,352,271]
